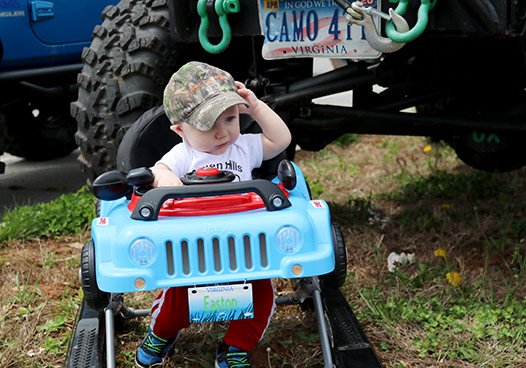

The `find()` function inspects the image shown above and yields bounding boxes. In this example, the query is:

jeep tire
[3,99,77,161]
[71,0,180,185]
[418,92,526,172]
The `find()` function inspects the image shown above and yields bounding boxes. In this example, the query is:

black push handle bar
[130,179,291,221]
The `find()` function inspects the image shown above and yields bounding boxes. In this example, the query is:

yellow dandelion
[434,248,448,259]
[446,272,462,287]
[424,145,432,152]
[441,204,450,209]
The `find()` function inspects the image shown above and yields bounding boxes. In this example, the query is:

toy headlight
[275,226,302,254]
[129,238,157,266]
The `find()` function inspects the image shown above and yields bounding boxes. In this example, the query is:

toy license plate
[259,0,382,60]
[188,284,254,323]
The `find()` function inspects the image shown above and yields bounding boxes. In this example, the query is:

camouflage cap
[163,61,249,131]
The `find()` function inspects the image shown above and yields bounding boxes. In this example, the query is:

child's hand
[151,164,183,187]
[235,81,260,115]
[235,81,291,161]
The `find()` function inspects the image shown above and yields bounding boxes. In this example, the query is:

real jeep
[70,0,526,186]
[3,1,524,181]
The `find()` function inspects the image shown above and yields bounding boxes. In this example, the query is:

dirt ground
[1,135,525,367]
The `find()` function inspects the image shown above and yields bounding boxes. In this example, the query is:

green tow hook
[197,0,240,54]
[385,0,437,43]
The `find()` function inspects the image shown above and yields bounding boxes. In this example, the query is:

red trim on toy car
[196,167,219,176]
[127,184,289,216]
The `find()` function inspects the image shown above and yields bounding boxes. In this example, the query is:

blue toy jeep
[88,162,336,293]
[79,160,353,367]
[65,105,380,368]
[81,165,352,367]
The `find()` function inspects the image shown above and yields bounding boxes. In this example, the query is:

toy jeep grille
[165,234,269,277]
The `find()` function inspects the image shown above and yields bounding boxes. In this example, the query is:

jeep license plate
[259,0,382,60]
[188,284,254,323]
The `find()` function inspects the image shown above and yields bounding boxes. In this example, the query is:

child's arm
[236,82,292,160]
[151,163,183,187]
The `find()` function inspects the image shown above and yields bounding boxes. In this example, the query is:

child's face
[171,105,241,155]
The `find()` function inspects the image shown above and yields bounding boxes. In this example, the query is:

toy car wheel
[95,199,101,217]
[80,240,110,311]
[320,222,347,289]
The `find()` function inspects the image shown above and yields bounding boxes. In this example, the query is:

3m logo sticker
[310,200,326,208]
[96,217,109,226]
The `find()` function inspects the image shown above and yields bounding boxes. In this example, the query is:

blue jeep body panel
[91,164,336,293]
[0,0,117,71]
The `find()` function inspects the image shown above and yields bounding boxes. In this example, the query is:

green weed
[57,287,83,316]
[333,133,359,147]
[304,174,325,198]
[377,137,405,163]
[10,272,42,305]
[37,314,68,335]
[422,140,457,172]
[42,250,58,269]
[119,350,137,367]
[42,334,68,355]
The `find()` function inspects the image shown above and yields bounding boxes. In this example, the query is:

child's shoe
[135,329,177,368]
[215,342,252,368]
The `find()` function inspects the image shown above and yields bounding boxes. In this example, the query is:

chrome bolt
[272,196,283,208]
[139,206,152,219]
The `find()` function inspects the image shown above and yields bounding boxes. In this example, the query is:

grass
[1,135,526,367]
[350,256,526,365]
[0,187,95,243]
[296,136,526,367]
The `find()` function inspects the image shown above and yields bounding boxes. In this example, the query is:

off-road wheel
[448,131,526,172]
[418,92,526,172]
[3,99,76,160]
[71,0,181,185]
[80,240,110,311]
[320,222,347,289]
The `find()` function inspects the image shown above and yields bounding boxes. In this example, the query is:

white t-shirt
[157,134,263,182]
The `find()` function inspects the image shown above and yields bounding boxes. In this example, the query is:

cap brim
[187,92,249,131]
